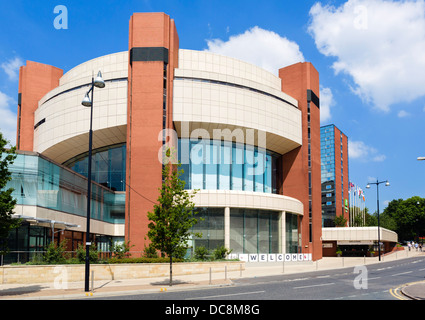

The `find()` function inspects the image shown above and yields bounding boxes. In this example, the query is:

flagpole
[349,184,352,226]
[354,186,359,224]
[363,194,365,226]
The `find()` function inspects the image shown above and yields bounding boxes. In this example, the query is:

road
[87,256,425,301]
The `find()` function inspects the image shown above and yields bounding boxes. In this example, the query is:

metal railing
[0,251,116,266]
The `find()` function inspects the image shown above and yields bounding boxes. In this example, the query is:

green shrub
[194,246,209,261]
[107,257,184,264]
[143,244,159,258]
[111,241,133,259]
[43,240,69,264]
[76,243,99,263]
[27,252,47,265]
[212,246,232,260]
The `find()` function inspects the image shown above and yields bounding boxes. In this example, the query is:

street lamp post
[366,179,390,261]
[81,71,105,292]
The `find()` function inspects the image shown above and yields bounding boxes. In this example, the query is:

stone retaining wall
[0,261,244,284]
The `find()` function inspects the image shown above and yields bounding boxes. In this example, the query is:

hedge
[107,257,184,264]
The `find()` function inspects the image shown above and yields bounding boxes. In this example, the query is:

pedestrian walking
[415,242,419,251]
[408,242,411,251]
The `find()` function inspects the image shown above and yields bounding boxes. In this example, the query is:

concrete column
[224,207,230,250]
[280,211,286,253]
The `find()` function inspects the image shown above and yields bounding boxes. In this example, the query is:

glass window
[264,154,272,193]
[229,209,282,254]
[244,147,254,191]
[258,211,270,253]
[286,213,299,253]
[254,149,265,192]
[230,208,244,253]
[232,144,244,190]
[270,213,280,253]
[179,139,190,189]
[7,153,125,224]
[205,143,218,190]
[244,209,258,253]
[191,141,204,189]
[66,144,126,192]
[191,205,227,253]
[218,142,231,190]
[178,139,279,194]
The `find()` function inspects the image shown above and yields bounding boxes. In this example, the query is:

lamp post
[366,179,390,261]
[81,71,105,292]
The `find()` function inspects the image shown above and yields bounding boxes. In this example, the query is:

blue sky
[1,0,425,213]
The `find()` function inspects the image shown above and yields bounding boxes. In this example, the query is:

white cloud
[367,176,377,182]
[205,26,305,74]
[349,140,386,162]
[372,154,387,162]
[319,86,335,123]
[308,0,425,111]
[1,57,23,81]
[397,110,410,118]
[0,91,17,146]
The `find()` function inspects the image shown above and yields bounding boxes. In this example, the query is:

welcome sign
[229,253,312,262]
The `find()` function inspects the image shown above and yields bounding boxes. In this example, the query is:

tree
[365,211,377,226]
[0,132,20,254]
[147,150,200,286]
[334,214,347,227]
[383,196,425,241]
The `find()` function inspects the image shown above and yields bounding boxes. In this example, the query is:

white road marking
[186,290,265,300]
[391,271,412,277]
[293,283,335,289]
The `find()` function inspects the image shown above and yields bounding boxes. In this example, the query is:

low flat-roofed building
[322,227,398,257]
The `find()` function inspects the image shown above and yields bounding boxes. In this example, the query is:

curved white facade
[33,52,128,164]
[33,49,302,164]
[193,190,303,215]
[173,50,302,154]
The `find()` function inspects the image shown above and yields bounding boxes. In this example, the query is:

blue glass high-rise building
[320,125,349,227]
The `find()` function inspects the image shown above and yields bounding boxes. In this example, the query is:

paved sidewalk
[401,281,425,300]
[1,250,424,300]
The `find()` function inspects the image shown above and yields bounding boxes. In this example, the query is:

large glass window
[229,209,281,254]
[218,142,231,190]
[244,209,257,253]
[178,139,279,193]
[192,207,225,251]
[6,153,125,224]
[244,147,254,192]
[286,213,299,253]
[65,143,126,192]
[229,209,244,253]
[232,144,244,190]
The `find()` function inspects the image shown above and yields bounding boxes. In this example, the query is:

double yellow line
[389,286,409,300]
[390,281,425,300]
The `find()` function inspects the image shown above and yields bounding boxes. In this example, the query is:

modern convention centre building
[6,12,323,262]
